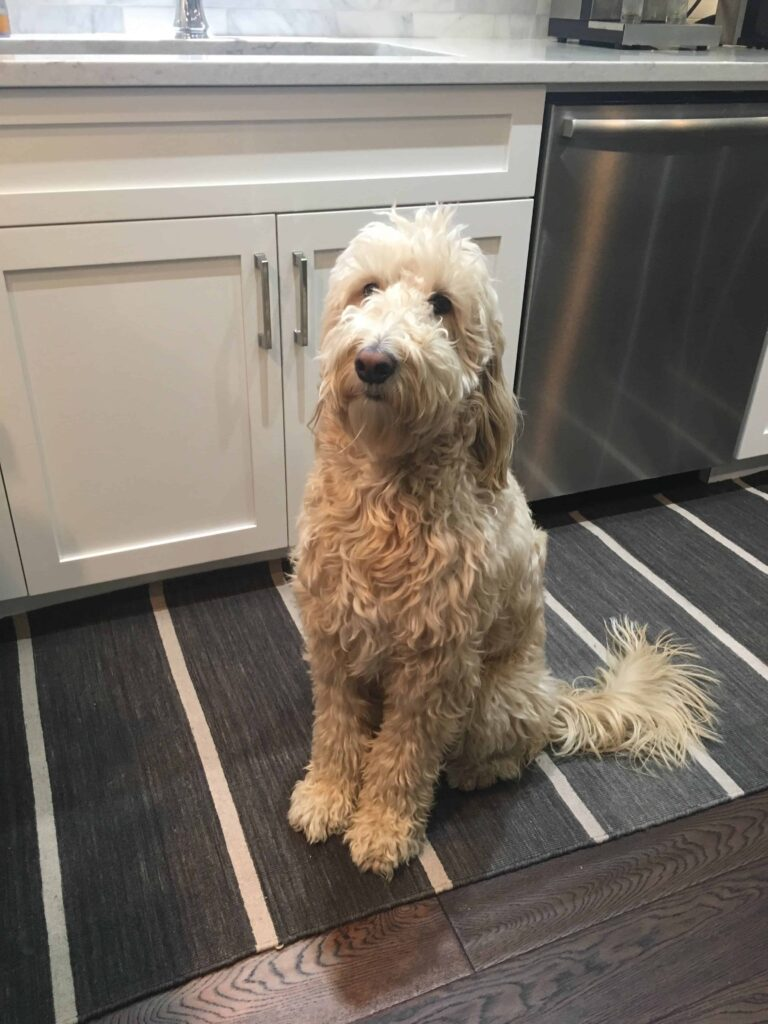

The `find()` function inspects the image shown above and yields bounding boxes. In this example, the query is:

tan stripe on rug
[150,582,278,950]
[14,614,78,1024]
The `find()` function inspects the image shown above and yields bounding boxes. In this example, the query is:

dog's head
[316,206,518,490]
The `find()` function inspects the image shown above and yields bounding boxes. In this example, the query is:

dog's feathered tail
[549,618,718,767]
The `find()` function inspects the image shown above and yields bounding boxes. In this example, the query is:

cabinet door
[737,330,768,459]
[0,470,26,601]
[0,216,286,594]
[278,200,533,545]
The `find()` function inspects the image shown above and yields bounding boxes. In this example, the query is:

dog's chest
[324,513,451,605]
[298,478,483,664]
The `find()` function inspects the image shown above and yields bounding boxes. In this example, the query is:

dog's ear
[319,276,346,350]
[470,316,519,492]
[311,258,354,437]
[308,390,327,439]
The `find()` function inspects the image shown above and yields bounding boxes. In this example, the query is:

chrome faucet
[174,0,208,38]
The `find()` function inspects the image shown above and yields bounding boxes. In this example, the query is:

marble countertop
[1,35,767,89]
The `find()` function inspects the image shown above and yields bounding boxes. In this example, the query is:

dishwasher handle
[561,115,768,139]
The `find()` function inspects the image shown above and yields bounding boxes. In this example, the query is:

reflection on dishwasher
[514,97,768,501]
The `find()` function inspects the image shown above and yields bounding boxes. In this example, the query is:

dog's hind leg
[445,648,557,792]
[446,524,557,791]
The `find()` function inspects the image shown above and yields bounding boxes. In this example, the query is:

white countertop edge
[1,38,767,88]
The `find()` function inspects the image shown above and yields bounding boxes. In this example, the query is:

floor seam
[457,827,768,973]
[436,892,476,975]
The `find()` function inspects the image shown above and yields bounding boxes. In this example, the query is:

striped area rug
[2,471,767,1024]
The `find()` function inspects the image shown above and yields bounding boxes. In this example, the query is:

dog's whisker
[337,421,366,456]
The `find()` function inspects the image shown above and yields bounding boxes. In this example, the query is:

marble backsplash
[6,0,552,38]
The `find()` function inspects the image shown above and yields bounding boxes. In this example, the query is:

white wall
[4,0,720,42]
[7,0,552,38]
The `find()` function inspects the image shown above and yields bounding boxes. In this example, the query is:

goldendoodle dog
[288,206,716,878]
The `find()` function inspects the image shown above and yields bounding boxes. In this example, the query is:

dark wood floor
[98,791,768,1024]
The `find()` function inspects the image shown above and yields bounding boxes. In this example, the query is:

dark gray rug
[2,471,767,1024]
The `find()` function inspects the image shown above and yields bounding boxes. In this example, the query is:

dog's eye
[361,282,379,298]
[429,292,453,317]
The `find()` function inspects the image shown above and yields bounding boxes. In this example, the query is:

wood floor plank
[361,858,768,1024]
[440,790,768,970]
[94,899,471,1024]
[652,975,768,1024]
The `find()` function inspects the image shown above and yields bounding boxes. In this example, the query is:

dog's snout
[355,346,398,385]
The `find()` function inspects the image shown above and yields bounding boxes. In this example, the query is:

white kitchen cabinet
[0,215,286,594]
[737,331,768,459]
[0,84,544,602]
[0,471,26,601]
[278,200,534,545]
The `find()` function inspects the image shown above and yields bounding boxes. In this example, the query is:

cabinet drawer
[0,85,544,227]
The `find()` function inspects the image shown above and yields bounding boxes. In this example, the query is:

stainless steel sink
[0,36,443,57]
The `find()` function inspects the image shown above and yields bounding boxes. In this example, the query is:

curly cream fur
[551,618,718,768]
[288,206,718,879]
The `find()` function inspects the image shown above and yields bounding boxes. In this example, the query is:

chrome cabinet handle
[293,251,309,348]
[254,253,272,351]
[562,115,768,139]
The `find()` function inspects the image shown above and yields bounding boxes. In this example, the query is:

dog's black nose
[355,346,398,385]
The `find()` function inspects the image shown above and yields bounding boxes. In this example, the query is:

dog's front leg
[288,637,373,843]
[344,657,469,878]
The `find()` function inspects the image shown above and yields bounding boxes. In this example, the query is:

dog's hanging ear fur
[470,309,519,492]
[309,260,350,438]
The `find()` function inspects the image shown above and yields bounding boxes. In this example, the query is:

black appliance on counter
[717,0,768,46]
[739,0,768,47]
[549,0,722,49]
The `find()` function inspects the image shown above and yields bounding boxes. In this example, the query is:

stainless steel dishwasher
[514,97,768,501]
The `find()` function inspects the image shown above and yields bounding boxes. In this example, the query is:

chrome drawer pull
[293,251,309,348]
[562,115,768,138]
[254,253,272,351]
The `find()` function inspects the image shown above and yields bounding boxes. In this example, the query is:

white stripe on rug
[150,582,278,950]
[654,493,767,577]
[531,597,614,838]
[543,593,743,800]
[571,511,768,683]
[14,614,78,1024]
[536,752,608,843]
[690,747,744,799]
[268,560,455,894]
[734,477,768,503]
[545,592,607,660]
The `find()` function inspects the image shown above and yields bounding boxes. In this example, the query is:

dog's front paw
[288,774,356,843]
[344,806,424,879]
